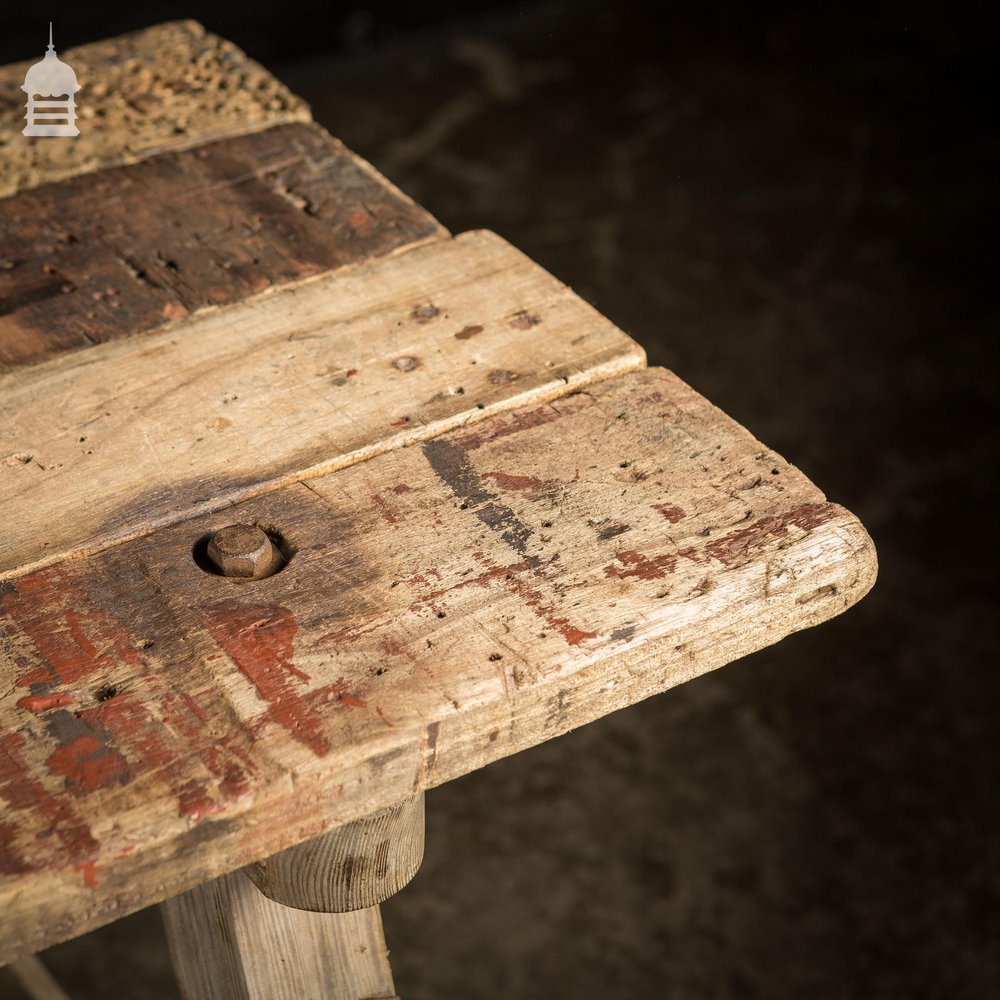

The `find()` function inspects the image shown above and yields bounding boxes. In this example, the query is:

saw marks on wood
[0,230,644,581]
[0,367,876,962]
[0,122,445,371]
[0,20,310,199]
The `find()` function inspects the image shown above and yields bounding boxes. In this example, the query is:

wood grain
[245,794,424,912]
[162,871,397,1000]
[0,20,310,199]
[0,367,876,962]
[0,121,445,371]
[0,229,644,580]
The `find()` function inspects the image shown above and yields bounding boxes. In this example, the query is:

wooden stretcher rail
[0,367,877,962]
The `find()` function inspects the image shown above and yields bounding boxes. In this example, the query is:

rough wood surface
[0,20,310,199]
[0,121,445,371]
[162,871,397,1000]
[245,794,424,912]
[0,367,877,962]
[0,230,644,580]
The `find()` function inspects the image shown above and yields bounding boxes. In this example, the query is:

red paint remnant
[467,552,597,647]
[348,209,370,228]
[339,692,367,709]
[371,493,399,525]
[46,734,131,794]
[182,692,208,723]
[375,706,394,728]
[653,503,686,524]
[488,730,499,742]
[17,692,74,713]
[452,404,562,452]
[392,483,414,493]
[0,732,99,870]
[391,417,411,428]
[703,503,834,566]
[9,564,142,689]
[200,604,331,756]
[482,471,549,491]
[604,550,678,581]
[346,368,358,378]
[238,617,274,635]
[560,626,598,646]
[177,779,229,823]
[74,859,99,888]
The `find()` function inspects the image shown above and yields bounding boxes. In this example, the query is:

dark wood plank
[0,122,446,371]
[0,367,877,962]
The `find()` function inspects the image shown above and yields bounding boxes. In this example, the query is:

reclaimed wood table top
[0,22,877,965]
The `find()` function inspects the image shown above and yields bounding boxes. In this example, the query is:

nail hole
[95,685,117,702]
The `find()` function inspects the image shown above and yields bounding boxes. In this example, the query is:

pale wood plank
[0,21,310,198]
[0,229,645,581]
[0,367,876,962]
[161,871,397,1000]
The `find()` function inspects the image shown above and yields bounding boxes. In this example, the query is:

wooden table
[0,22,877,999]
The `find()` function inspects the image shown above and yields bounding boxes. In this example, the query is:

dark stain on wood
[454,324,483,340]
[423,439,533,554]
[508,309,541,330]
[0,122,444,371]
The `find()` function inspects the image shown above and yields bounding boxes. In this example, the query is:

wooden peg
[244,793,425,912]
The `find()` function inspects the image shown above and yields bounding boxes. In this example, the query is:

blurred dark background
[1,2,997,998]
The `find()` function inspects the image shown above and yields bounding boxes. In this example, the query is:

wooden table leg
[161,794,422,1000]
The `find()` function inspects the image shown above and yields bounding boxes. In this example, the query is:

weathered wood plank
[162,872,397,1000]
[0,230,644,581]
[0,20,310,199]
[0,367,877,962]
[0,121,445,371]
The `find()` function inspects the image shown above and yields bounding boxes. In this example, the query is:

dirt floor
[2,2,996,997]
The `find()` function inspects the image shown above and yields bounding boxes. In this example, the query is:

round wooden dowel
[244,793,425,913]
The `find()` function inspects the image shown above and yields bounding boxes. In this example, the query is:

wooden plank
[0,367,877,962]
[0,121,446,371]
[0,230,644,581]
[162,872,397,1000]
[0,20,310,199]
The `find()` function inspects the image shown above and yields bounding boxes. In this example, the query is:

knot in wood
[207,524,279,580]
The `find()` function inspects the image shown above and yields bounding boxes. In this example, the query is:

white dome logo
[21,23,81,137]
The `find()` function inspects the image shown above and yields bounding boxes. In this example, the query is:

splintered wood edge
[0,20,311,197]
[1,229,645,582]
[0,368,876,962]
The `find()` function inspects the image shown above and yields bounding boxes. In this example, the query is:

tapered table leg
[161,794,422,1000]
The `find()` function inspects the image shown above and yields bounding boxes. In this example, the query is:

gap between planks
[1,229,645,582]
